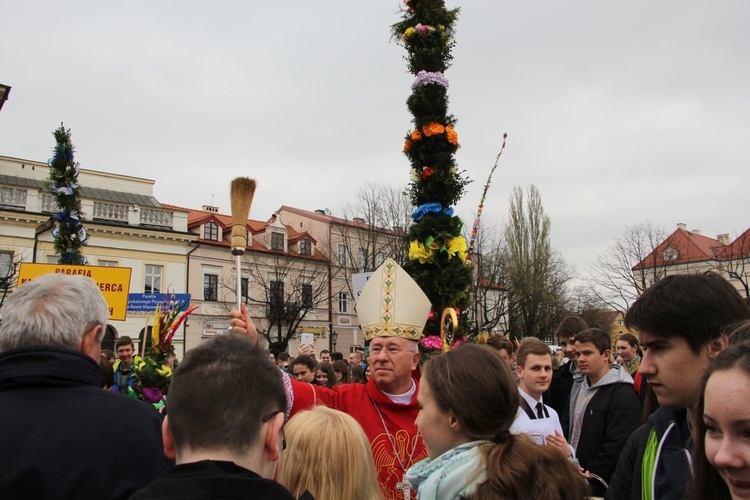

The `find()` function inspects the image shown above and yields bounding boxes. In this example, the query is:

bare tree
[713,228,750,297]
[466,225,509,336]
[502,185,572,341]
[337,181,412,272]
[0,251,23,312]
[586,221,669,313]
[568,285,613,330]
[220,251,330,352]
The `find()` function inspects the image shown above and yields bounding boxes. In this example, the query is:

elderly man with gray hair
[0,273,169,500]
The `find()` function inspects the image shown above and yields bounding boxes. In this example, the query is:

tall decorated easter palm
[392,0,473,353]
[47,123,87,264]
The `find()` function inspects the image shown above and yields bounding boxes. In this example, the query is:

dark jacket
[605,407,691,500]
[0,345,169,500]
[129,460,313,499]
[561,366,642,497]
[544,361,577,427]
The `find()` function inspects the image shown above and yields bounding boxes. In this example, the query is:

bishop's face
[368,337,419,394]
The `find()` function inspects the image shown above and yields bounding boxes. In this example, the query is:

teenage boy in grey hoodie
[560,328,641,497]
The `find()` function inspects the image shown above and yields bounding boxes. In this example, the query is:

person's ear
[707,334,729,359]
[263,412,285,463]
[79,324,103,361]
[448,411,462,433]
[409,350,420,371]
[162,416,177,460]
[515,364,523,378]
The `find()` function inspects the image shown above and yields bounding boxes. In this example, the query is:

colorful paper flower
[409,240,434,264]
[403,139,412,152]
[420,335,443,350]
[411,71,450,91]
[421,167,435,180]
[411,130,422,141]
[156,365,172,378]
[445,125,458,145]
[422,122,445,137]
[446,236,468,261]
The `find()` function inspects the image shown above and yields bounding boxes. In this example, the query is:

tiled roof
[161,204,327,261]
[633,227,725,270]
[716,228,750,260]
[599,310,620,327]
[278,205,399,234]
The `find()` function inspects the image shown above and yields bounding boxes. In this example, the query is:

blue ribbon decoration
[412,202,454,222]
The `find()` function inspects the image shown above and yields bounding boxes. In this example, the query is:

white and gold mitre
[357,258,432,341]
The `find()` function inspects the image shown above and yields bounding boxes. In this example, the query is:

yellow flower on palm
[156,365,172,378]
[409,240,434,264]
[446,236,468,261]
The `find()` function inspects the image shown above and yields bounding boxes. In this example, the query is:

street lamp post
[0,84,11,112]
[331,331,338,353]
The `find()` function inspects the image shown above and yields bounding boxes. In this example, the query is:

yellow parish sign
[18,263,132,321]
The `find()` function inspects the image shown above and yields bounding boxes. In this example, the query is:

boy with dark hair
[544,316,588,416]
[511,338,574,460]
[486,335,519,384]
[562,328,641,497]
[131,334,309,499]
[113,335,140,395]
[606,272,750,500]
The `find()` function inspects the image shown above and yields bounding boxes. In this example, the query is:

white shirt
[511,387,574,457]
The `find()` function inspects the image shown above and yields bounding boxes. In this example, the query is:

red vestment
[290,377,426,500]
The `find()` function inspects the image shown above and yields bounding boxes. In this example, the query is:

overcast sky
[2,1,749,278]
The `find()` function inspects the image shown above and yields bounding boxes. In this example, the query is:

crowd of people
[1,262,750,499]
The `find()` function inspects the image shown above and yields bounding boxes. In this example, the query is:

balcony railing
[0,187,27,208]
[140,208,173,227]
[93,202,129,222]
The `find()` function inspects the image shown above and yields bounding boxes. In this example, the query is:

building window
[270,280,285,316]
[358,248,367,272]
[301,284,313,308]
[204,274,218,301]
[339,291,350,314]
[271,232,284,251]
[204,221,219,241]
[241,277,249,304]
[145,265,163,294]
[376,252,386,267]
[98,260,117,267]
[0,251,13,286]
[0,187,27,208]
[337,244,348,267]
[299,238,311,256]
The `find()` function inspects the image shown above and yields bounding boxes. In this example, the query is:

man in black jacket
[545,315,588,423]
[562,328,641,497]
[606,272,750,500]
[130,333,312,499]
[0,274,169,500]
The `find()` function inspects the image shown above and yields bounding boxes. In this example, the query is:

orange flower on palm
[422,122,445,137]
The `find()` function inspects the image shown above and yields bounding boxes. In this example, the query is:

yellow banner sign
[18,263,132,321]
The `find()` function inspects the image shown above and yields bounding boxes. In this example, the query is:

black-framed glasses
[262,410,286,451]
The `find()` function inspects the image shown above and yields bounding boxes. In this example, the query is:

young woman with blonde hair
[406,343,589,499]
[278,405,383,500]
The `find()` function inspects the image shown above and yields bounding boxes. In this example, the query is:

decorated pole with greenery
[47,123,87,264]
[392,0,473,352]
